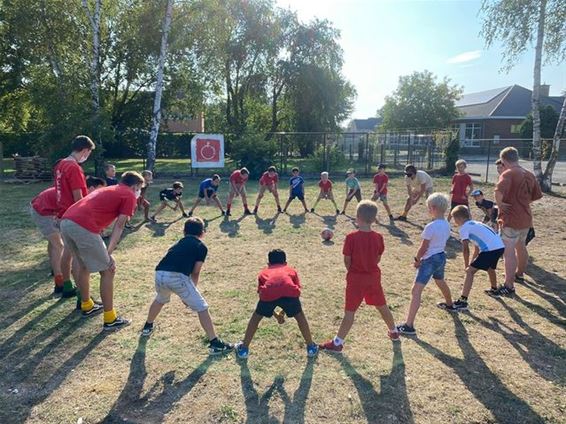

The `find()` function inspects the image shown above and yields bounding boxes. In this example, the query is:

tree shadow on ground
[467,299,566,385]
[102,337,218,423]
[288,213,306,229]
[255,212,280,234]
[239,357,315,424]
[414,314,545,423]
[145,216,183,237]
[331,343,414,423]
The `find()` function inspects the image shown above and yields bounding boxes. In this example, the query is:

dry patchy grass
[0,176,565,424]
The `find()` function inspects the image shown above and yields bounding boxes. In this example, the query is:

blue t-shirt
[199,178,217,193]
[289,175,304,194]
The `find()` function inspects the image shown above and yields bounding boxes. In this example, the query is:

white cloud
[447,50,482,64]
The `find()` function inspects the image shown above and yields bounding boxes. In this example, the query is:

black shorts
[471,248,504,271]
[347,188,362,202]
[255,297,302,318]
[198,188,216,199]
[289,192,304,201]
[490,208,499,222]
[451,201,468,210]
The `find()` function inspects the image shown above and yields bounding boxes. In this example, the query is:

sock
[104,309,117,324]
[144,321,154,329]
[243,203,248,209]
[63,280,74,292]
[333,336,344,346]
[226,203,231,210]
[54,274,64,287]
[209,337,218,345]
[81,298,95,312]
[460,295,468,301]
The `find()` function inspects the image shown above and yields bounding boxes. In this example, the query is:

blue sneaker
[235,342,249,359]
[307,343,319,357]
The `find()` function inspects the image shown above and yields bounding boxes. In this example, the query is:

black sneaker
[453,299,469,311]
[310,208,315,213]
[389,214,394,220]
[141,322,154,337]
[252,208,258,215]
[396,215,407,222]
[53,286,63,297]
[61,287,77,298]
[396,323,416,336]
[515,274,525,283]
[485,288,500,297]
[183,212,190,218]
[226,210,231,216]
[209,338,234,355]
[125,223,134,230]
[244,209,252,215]
[82,303,104,317]
[277,206,282,213]
[340,210,345,215]
[103,316,131,331]
[437,302,458,312]
[496,285,516,296]
[336,209,340,214]
[149,215,157,223]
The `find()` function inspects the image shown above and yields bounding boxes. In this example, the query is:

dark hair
[184,217,205,236]
[104,163,116,171]
[71,135,96,152]
[86,176,106,188]
[212,174,220,181]
[495,159,503,165]
[120,171,144,187]
[241,167,249,175]
[404,164,417,175]
[378,163,386,169]
[268,249,286,265]
[291,167,299,173]
[172,181,184,189]
[267,166,277,173]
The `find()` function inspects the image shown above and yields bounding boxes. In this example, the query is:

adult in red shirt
[60,171,144,331]
[235,249,318,358]
[370,164,393,219]
[52,135,96,297]
[494,147,542,295]
[253,166,282,214]
[448,159,474,221]
[226,167,251,216]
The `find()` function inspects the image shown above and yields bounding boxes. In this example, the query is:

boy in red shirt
[448,159,474,221]
[253,166,282,214]
[310,171,340,214]
[320,200,399,352]
[226,167,251,216]
[53,135,96,297]
[235,249,318,358]
[371,164,393,220]
[60,171,144,330]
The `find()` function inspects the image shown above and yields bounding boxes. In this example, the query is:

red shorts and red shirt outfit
[319,180,332,193]
[343,230,386,311]
[373,174,388,196]
[54,159,88,217]
[451,173,472,206]
[31,187,58,216]
[255,264,303,318]
[259,172,279,187]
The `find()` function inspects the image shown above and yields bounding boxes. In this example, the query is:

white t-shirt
[421,219,451,259]
[406,170,433,191]
[459,220,504,252]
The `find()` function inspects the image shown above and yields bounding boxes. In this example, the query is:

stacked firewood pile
[13,155,52,181]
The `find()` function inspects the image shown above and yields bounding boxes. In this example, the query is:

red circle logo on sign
[195,139,220,162]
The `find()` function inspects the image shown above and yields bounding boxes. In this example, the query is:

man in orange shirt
[494,147,542,296]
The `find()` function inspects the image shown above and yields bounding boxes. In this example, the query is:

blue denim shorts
[415,252,446,284]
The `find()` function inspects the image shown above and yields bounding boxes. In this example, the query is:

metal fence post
[485,140,491,183]
[380,140,385,164]
[279,134,283,172]
[365,133,370,175]
[0,139,4,178]
[323,133,328,171]
[407,132,412,164]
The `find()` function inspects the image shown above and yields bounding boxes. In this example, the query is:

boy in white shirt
[397,193,455,336]
[397,165,433,221]
[451,205,505,309]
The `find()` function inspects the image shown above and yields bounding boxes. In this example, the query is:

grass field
[0,177,565,424]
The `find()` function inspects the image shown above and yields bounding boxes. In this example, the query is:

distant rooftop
[347,117,383,131]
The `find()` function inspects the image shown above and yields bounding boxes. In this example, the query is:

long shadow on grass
[414,314,544,423]
[146,216,183,237]
[0,294,54,332]
[102,338,216,423]
[239,358,315,424]
[220,214,247,237]
[331,343,414,423]
[467,300,566,385]
[255,212,280,234]
[524,262,566,314]
[289,213,306,229]
[381,222,413,246]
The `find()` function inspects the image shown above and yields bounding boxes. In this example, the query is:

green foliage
[444,136,460,175]
[231,133,278,177]
[311,145,347,171]
[380,70,462,131]
[520,105,560,139]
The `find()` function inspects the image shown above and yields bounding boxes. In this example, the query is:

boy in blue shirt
[188,174,225,216]
[282,167,309,213]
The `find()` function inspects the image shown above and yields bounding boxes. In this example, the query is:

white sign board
[190,134,225,168]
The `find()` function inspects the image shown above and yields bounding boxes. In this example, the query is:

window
[464,123,482,147]
[510,124,521,134]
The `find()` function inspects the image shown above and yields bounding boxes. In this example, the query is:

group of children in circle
[29,134,533,359]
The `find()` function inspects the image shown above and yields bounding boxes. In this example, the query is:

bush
[444,136,460,175]
[231,133,278,178]
[311,144,347,171]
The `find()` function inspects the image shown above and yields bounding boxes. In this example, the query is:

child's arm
[462,239,471,268]
[380,182,387,194]
[343,255,352,271]
[414,239,430,268]
[471,245,480,263]
[483,207,493,223]
[467,181,474,197]
[191,261,204,286]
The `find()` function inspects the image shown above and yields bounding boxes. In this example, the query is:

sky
[275,0,566,120]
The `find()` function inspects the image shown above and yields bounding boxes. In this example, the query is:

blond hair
[426,193,449,215]
[142,170,153,178]
[455,159,467,168]
[500,147,519,163]
[451,205,471,221]
[321,171,329,178]
[356,200,378,223]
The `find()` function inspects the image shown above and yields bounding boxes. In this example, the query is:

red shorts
[137,196,150,208]
[345,277,386,311]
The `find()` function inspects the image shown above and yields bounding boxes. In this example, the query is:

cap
[471,189,483,196]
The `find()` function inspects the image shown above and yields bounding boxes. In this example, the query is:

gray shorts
[30,205,59,238]
[500,226,529,245]
[371,192,388,203]
[60,219,112,272]
[154,270,208,312]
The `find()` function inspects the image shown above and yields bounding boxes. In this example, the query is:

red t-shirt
[31,187,58,216]
[259,172,279,186]
[343,230,384,284]
[230,170,248,185]
[319,179,332,192]
[373,174,388,195]
[62,184,137,234]
[451,173,473,203]
[257,264,301,301]
[54,159,88,217]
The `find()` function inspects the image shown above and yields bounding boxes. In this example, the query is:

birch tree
[147,0,173,173]
[543,96,566,187]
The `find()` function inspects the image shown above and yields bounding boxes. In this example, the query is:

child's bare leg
[300,199,309,212]
[376,304,396,332]
[177,200,187,214]
[146,300,165,323]
[188,198,201,214]
[143,204,150,220]
[272,190,281,208]
[197,309,218,340]
[240,192,248,209]
[487,268,498,289]
[48,234,64,276]
[461,267,478,298]
[61,246,73,282]
[99,268,115,311]
[382,201,392,217]
[405,283,425,327]
[254,187,265,209]
[403,196,413,215]
[152,202,167,217]
[212,196,224,212]
[294,311,314,345]
[336,310,356,340]
[77,263,91,302]
[341,198,350,213]
[242,312,263,347]
[283,197,292,211]
[434,278,453,306]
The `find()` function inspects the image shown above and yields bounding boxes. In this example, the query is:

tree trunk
[542,96,566,192]
[147,0,174,173]
[531,0,546,183]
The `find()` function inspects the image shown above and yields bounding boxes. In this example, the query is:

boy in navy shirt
[282,167,309,213]
[141,217,234,354]
[104,163,118,186]
[471,189,498,230]
[150,181,188,222]
[188,174,225,216]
